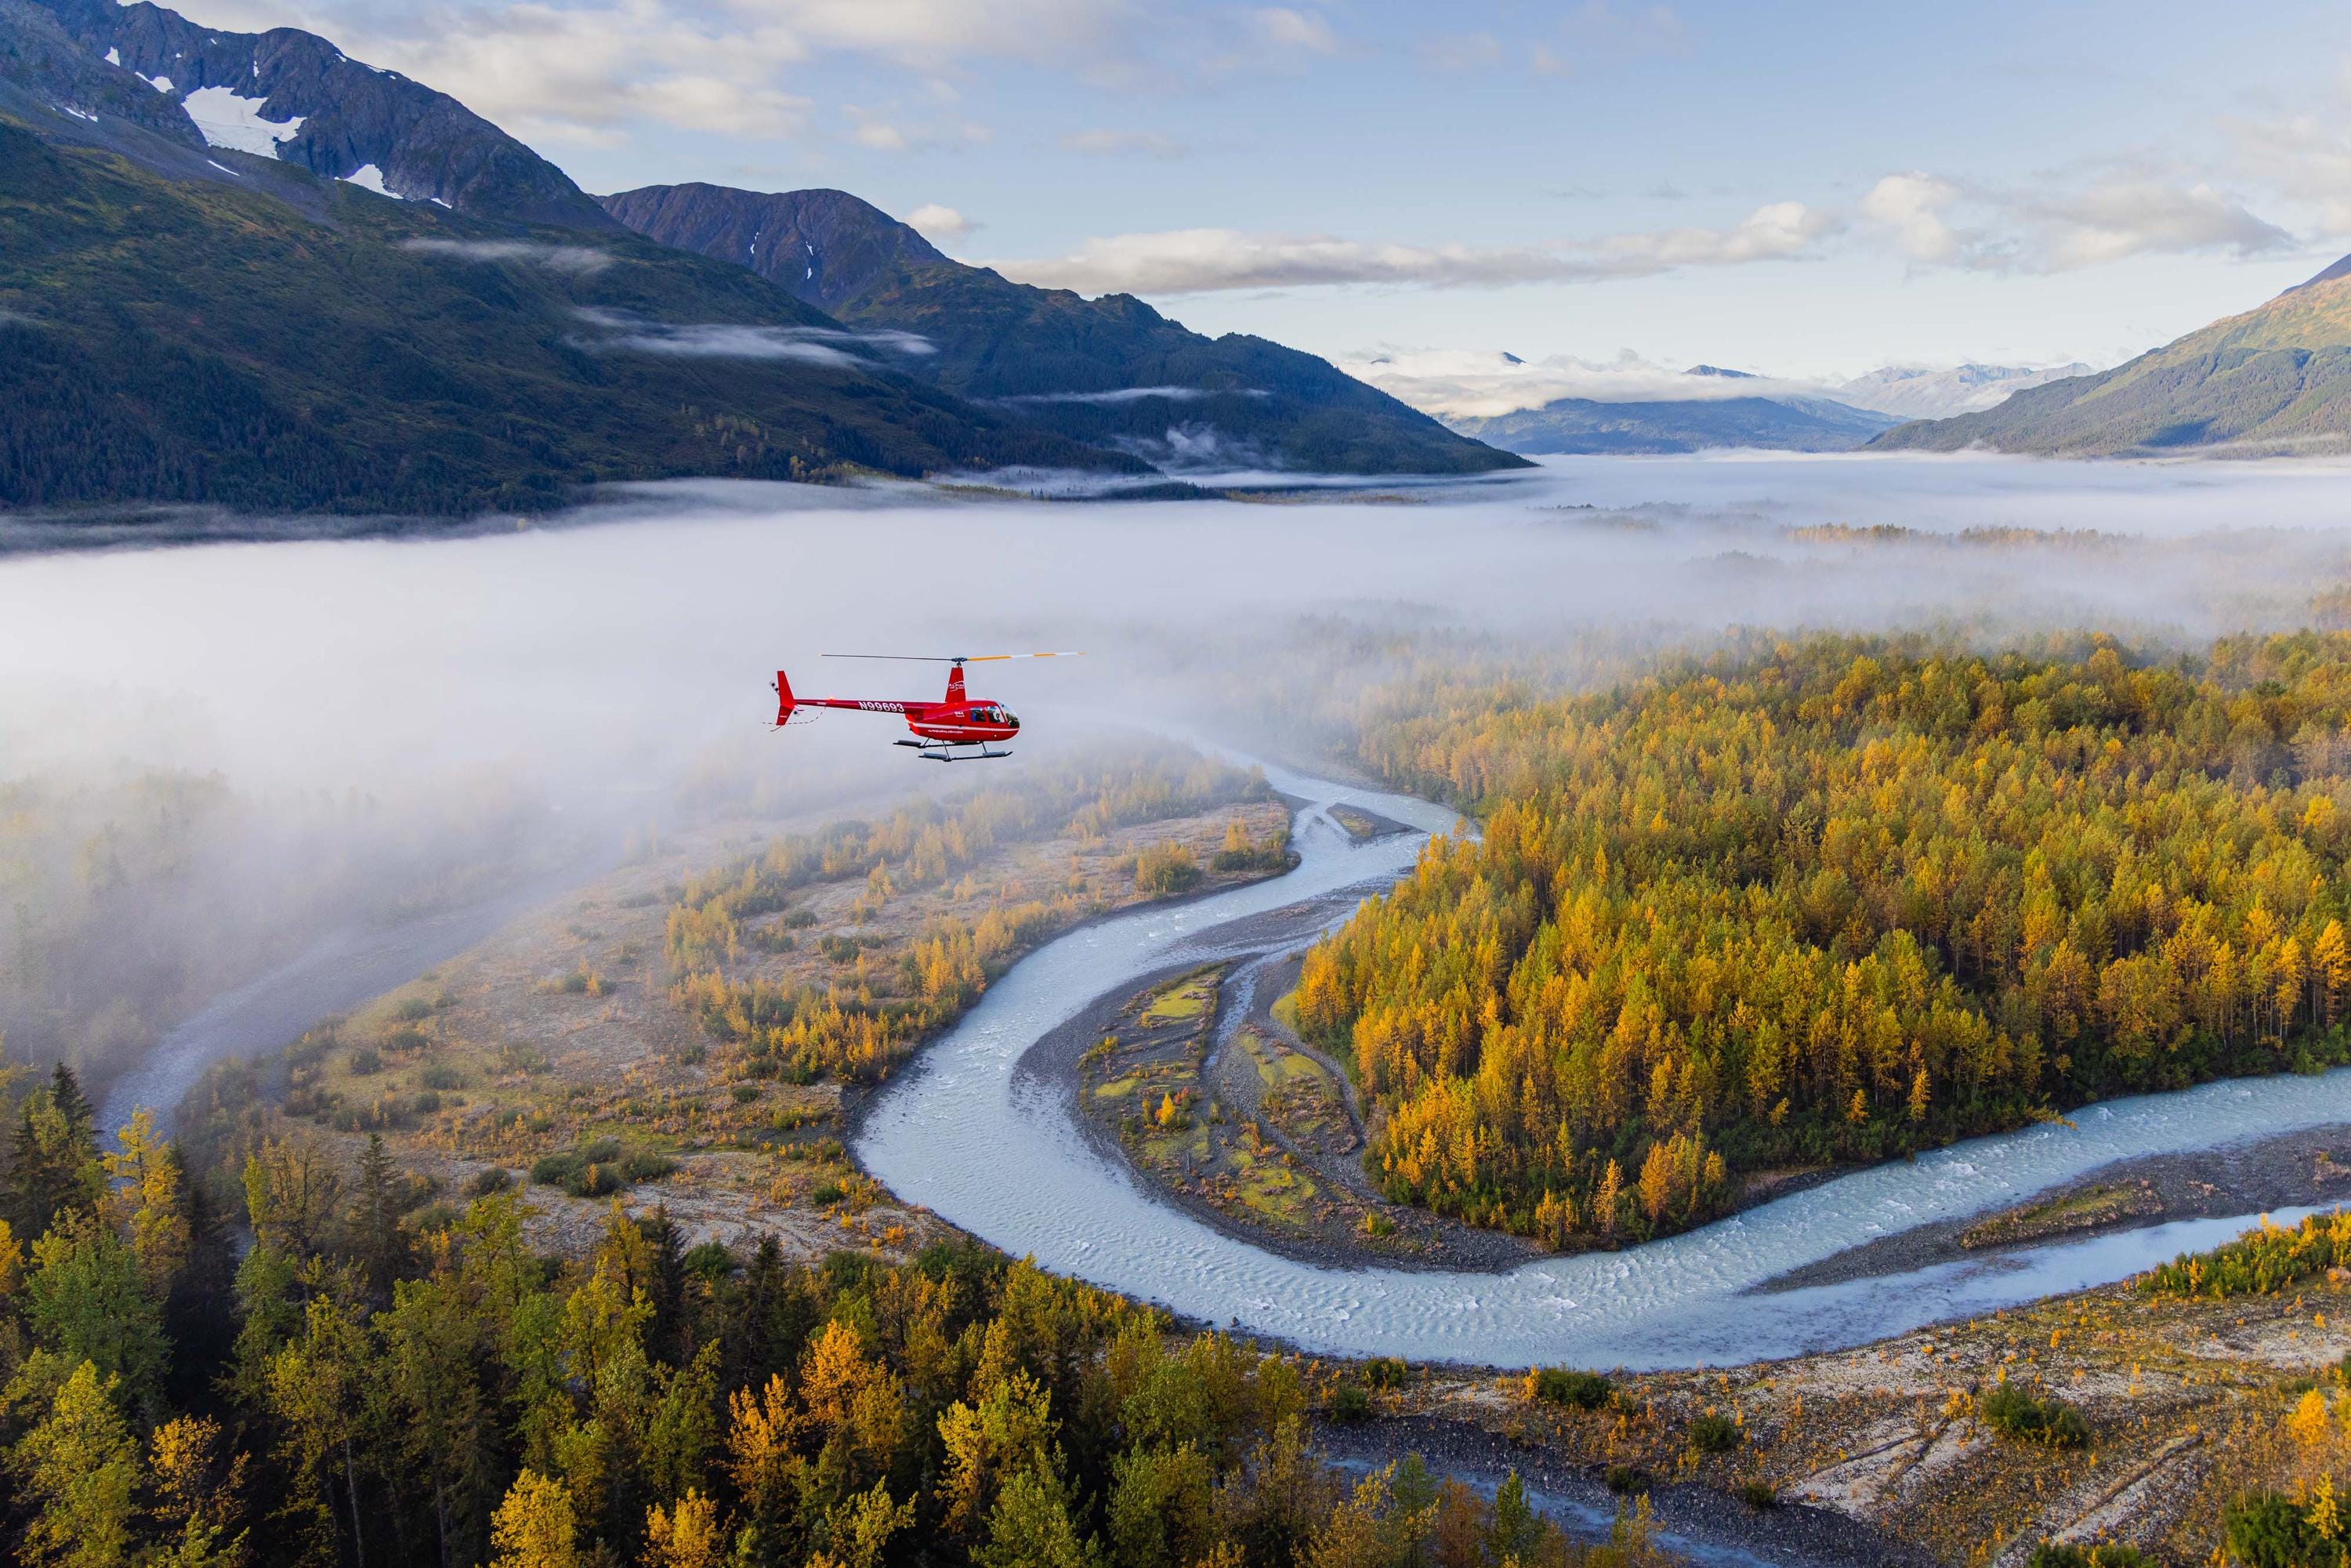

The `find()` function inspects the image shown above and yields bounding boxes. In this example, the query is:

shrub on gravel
[530,1137,673,1198]
[1329,1384,1372,1423]
[1982,1385,2090,1447]
[2028,1544,2146,1567]
[1528,1367,1613,1409]
[1687,1413,1741,1454]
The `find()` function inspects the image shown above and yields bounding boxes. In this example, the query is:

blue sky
[190,0,2351,378]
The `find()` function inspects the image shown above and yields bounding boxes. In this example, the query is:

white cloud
[987,202,1835,295]
[906,202,973,239]
[1860,169,2290,273]
[169,0,1128,142]
[1860,172,1965,264]
[1248,7,1337,54]
[990,386,1262,405]
[2225,113,2351,236]
[400,237,613,273]
[573,310,935,362]
[2030,180,2290,270]
[1057,128,1189,157]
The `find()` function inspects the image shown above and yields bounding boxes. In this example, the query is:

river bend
[859,757,2349,1368]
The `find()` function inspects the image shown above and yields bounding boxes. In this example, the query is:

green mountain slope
[1875,261,2351,455]
[600,183,1530,476]
[1451,392,1897,455]
[0,119,1132,520]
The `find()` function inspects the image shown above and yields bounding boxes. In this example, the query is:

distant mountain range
[0,0,1517,523]
[1343,350,2096,456]
[1875,261,2351,455]
[1832,362,2096,421]
[600,184,1523,478]
[1449,384,1899,456]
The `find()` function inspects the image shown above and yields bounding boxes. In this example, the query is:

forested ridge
[0,1064,1667,1567]
[1299,632,2351,1248]
[0,119,1121,520]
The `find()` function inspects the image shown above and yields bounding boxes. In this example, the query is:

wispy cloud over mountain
[988,204,1835,295]
[573,310,934,364]
[400,239,612,274]
[1861,171,2292,273]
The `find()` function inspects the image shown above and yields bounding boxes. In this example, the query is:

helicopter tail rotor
[773,670,818,728]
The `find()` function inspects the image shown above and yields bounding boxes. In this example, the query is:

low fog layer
[8,454,2349,781]
[7,451,2351,1092]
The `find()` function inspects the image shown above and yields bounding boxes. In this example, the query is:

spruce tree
[48,1063,93,1150]
[352,1132,407,1295]
[639,1206,687,1360]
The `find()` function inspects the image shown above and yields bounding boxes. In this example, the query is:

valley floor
[165,780,2351,1566]
[183,785,1295,1266]
[1325,1264,2343,1565]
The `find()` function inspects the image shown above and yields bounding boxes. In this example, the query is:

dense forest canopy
[1299,631,2351,1247]
[0,1064,1666,1567]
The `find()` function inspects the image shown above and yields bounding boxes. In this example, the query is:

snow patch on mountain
[179,86,304,156]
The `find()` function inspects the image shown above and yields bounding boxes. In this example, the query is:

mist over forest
[7,454,2351,1101]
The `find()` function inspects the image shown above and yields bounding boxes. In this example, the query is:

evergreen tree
[9,1074,102,1244]
[163,1152,238,1408]
[639,1207,688,1363]
[49,1063,93,1150]
[351,1134,408,1297]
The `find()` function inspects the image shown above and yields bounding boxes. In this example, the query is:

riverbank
[1759,1118,2351,1293]
[1370,1252,2343,1565]
[1039,950,1544,1273]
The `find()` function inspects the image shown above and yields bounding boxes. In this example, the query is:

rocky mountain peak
[24,0,619,228]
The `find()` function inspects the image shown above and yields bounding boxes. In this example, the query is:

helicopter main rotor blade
[821,651,1084,664]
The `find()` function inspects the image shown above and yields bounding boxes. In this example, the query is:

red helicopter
[773,652,1081,761]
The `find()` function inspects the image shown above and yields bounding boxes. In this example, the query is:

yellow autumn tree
[643,1489,723,1568]
[490,1471,579,1568]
